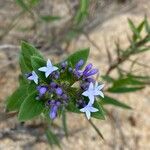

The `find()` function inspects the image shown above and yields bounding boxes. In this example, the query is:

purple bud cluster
[48,100,61,120]
[26,58,103,120]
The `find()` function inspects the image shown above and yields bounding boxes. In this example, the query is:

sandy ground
[0,0,150,150]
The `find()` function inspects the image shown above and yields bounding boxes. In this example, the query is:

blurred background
[0,0,150,149]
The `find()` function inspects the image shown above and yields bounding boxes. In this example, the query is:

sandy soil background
[0,0,150,150]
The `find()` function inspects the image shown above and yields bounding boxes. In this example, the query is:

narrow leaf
[62,109,68,137]
[128,19,141,41]
[89,119,104,140]
[16,0,29,11]
[46,129,61,148]
[108,86,144,93]
[41,15,61,22]
[145,16,150,33]
[101,96,132,109]
[74,0,89,25]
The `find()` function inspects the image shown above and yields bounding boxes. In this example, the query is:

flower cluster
[27,59,104,120]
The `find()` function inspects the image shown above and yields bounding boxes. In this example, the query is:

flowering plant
[6,41,107,145]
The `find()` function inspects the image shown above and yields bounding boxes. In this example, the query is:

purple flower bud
[49,105,58,120]
[51,71,60,79]
[56,101,61,106]
[25,72,32,78]
[61,61,68,69]
[81,82,90,90]
[75,59,84,70]
[76,99,86,108]
[61,94,68,100]
[37,86,48,97]
[85,78,95,83]
[83,63,93,74]
[84,69,98,77]
[73,70,83,78]
[47,100,55,105]
[50,82,58,88]
[55,87,63,96]
[54,71,60,79]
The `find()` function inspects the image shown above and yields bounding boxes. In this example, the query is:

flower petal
[38,67,47,72]
[99,91,104,98]
[89,82,94,90]
[88,106,98,112]
[34,78,38,84]
[97,84,105,90]
[47,59,52,67]
[45,70,51,78]
[85,110,91,120]
[80,107,86,112]
[88,94,95,104]
[52,66,58,72]
[82,91,89,97]
[27,75,34,80]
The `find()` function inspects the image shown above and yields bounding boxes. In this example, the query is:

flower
[83,68,98,77]
[38,59,58,78]
[61,61,68,72]
[27,71,38,84]
[82,82,104,104]
[73,59,84,78]
[75,59,84,70]
[49,101,61,120]
[37,85,48,97]
[80,104,99,120]
[55,87,63,96]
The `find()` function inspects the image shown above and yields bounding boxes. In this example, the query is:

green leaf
[66,48,89,68]
[62,109,68,137]
[19,75,28,86]
[31,56,48,83]
[101,96,132,109]
[145,16,150,33]
[19,53,31,73]
[88,120,104,140]
[16,0,40,11]
[101,75,115,83]
[16,0,29,11]
[137,20,145,33]
[128,18,141,41]
[91,101,105,120]
[46,129,61,148]
[18,91,44,121]
[107,86,144,93]
[6,85,28,111]
[20,41,44,73]
[113,76,145,87]
[67,101,80,113]
[40,15,61,22]
[29,0,41,7]
[132,46,150,54]
[74,0,89,26]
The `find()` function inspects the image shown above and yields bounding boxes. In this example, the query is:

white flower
[80,104,99,120]
[27,71,38,84]
[82,82,104,104]
[38,59,58,78]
